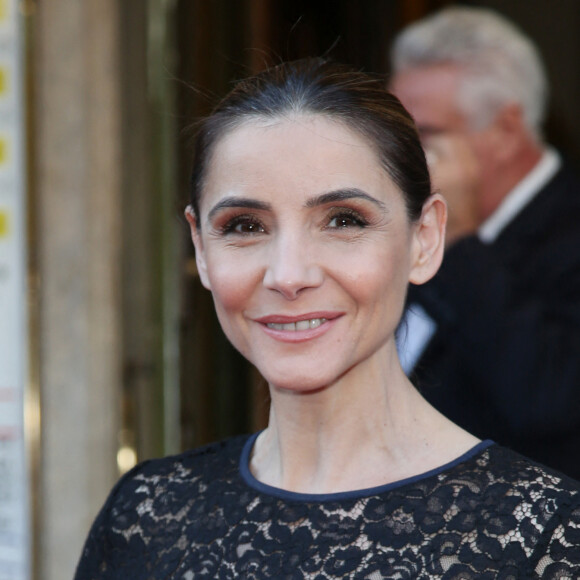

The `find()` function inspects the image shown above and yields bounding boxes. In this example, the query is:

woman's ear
[185,205,211,290]
[408,194,447,285]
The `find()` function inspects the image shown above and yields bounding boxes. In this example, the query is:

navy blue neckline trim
[239,432,495,502]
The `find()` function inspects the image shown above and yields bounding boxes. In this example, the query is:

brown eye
[327,211,368,229]
[235,221,265,234]
[221,215,266,235]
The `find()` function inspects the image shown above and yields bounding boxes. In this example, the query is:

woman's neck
[249,364,478,494]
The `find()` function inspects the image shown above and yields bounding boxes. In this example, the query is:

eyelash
[325,208,369,229]
[219,214,266,236]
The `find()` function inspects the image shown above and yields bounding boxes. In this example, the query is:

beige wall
[35,1,123,578]
[32,1,178,576]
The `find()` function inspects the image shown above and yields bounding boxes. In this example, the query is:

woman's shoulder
[448,443,580,529]
[480,445,580,571]
[475,444,580,494]
[135,434,249,475]
[74,434,253,578]
[121,433,250,487]
[104,434,251,513]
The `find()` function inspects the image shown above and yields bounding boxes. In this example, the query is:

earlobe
[185,205,212,290]
[408,194,447,285]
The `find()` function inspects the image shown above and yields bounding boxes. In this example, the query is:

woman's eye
[222,217,265,235]
[234,221,264,234]
[327,212,367,229]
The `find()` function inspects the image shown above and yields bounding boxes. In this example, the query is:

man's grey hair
[390,6,548,139]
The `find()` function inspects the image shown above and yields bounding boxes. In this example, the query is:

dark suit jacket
[408,160,580,479]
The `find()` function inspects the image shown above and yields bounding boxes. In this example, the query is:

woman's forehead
[207,114,379,176]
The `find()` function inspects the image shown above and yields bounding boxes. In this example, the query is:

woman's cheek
[208,258,258,312]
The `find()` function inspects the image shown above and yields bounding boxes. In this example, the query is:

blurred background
[1,0,579,578]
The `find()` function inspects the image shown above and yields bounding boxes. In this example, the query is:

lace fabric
[75,435,580,579]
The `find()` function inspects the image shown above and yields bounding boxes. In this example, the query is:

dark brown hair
[190,58,431,224]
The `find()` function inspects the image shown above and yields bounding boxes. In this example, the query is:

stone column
[34,1,123,578]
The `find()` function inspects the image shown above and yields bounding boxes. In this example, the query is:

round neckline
[239,432,495,502]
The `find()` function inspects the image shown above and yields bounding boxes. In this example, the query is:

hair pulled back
[190,58,431,223]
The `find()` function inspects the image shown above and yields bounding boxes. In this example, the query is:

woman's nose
[263,234,324,300]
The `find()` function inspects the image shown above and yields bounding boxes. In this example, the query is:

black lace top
[75,434,580,579]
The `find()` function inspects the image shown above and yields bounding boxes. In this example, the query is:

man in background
[390,6,580,478]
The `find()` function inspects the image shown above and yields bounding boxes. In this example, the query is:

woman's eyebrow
[207,197,272,221]
[305,188,387,211]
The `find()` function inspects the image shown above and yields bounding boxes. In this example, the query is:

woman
[75,59,580,579]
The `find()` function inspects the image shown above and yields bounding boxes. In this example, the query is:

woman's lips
[254,312,342,342]
[265,317,327,331]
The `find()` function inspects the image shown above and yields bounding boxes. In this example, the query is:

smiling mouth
[266,318,327,331]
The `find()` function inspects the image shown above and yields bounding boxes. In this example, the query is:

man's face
[390,63,470,140]
[390,64,499,221]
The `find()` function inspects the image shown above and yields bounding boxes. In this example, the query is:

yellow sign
[0,137,7,164]
[0,0,7,22]
[0,67,7,95]
[0,210,8,238]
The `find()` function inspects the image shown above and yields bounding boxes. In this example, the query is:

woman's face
[189,115,444,392]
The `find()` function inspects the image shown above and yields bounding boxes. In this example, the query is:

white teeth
[266,318,327,331]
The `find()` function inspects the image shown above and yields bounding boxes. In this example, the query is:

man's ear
[408,194,447,285]
[185,205,211,290]
[488,103,526,162]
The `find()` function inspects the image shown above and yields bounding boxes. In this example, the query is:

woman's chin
[261,365,350,396]
[269,381,331,396]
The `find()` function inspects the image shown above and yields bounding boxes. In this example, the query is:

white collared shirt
[398,148,561,374]
[478,148,561,243]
